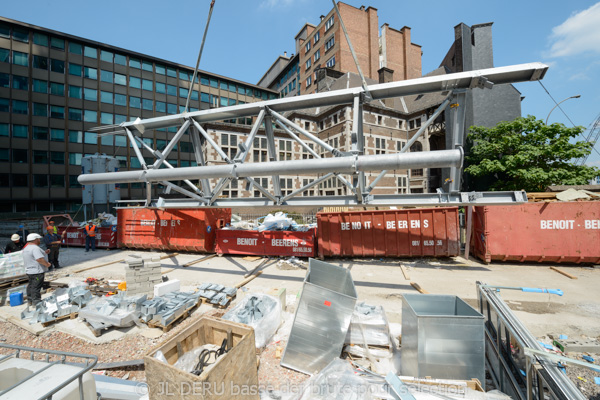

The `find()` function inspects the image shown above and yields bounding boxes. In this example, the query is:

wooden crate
[144,316,259,400]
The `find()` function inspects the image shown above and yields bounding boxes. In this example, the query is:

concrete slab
[55,318,145,344]
[0,295,55,335]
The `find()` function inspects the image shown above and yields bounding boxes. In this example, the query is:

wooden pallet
[41,312,78,327]
[204,293,237,309]
[83,319,113,337]
[146,298,203,333]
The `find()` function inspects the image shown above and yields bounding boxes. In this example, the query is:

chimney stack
[378,67,395,108]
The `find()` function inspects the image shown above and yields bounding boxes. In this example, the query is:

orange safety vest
[85,225,97,237]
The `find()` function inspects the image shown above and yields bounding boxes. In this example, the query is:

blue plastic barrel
[9,292,23,307]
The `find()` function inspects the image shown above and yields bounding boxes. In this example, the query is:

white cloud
[260,0,294,8]
[568,72,591,81]
[548,2,600,57]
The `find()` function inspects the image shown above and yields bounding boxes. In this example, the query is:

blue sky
[3,0,600,167]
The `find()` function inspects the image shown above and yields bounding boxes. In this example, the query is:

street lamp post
[545,95,581,125]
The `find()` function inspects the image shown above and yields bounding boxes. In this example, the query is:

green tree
[465,116,599,192]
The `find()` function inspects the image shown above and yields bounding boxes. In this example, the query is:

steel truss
[82,62,548,208]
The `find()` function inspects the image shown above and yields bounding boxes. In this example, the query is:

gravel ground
[565,353,600,400]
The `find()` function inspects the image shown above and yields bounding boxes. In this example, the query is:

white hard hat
[27,233,43,241]
[11,234,20,241]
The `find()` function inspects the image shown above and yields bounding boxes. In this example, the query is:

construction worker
[84,221,97,252]
[23,233,51,306]
[48,220,58,234]
[4,234,23,254]
[43,226,62,269]
[15,224,29,247]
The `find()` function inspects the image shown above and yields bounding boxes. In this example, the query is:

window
[50,128,64,142]
[114,114,127,124]
[13,125,28,138]
[191,90,198,101]
[0,25,7,39]
[326,56,335,68]
[200,92,209,103]
[155,64,166,75]
[83,46,97,58]
[100,70,113,83]
[0,72,7,88]
[51,151,65,164]
[101,112,113,124]
[305,41,311,52]
[33,32,48,46]
[32,126,48,140]
[114,73,126,85]
[179,71,189,81]
[325,15,334,31]
[0,148,8,162]
[142,79,153,91]
[50,175,65,188]
[100,91,113,104]
[306,76,312,87]
[167,85,177,96]
[13,100,28,114]
[129,58,141,69]
[167,67,177,78]
[83,88,97,101]
[325,36,335,51]
[0,98,8,113]
[377,115,382,125]
[69,42,82,54]
[33,150,48,163]
[83,110,97,123]
[84,131,97,144]
[129,76,141,89]
[69,153,82,165]
[33,102,47,117]
[13,174,28,187]
[69,175,82,188]
[69,85,82,99]
[210,78,218,88]
[69,130,83,143]
[409,120,415,130]
[50,105,65,119]
[410,142,422,152]
[129,96,140,108]
[50,82,64,96]
[13,28,29,43]
[33,55,48,69]
[156,82,166,94]
[142,61,153,72]
[314,31,320,43]
[68,108,82,121]
[114,54,127,65]
[12,75,28,91]
[397,176,408,194]
[306,58,311,69]
[100,50,113,62]
[69,63,82,76]
[0,48,8,63]
[12,51,28,66]
[314,50,320,61]
[167,103,177,114]
[142,98,153,111]
[13,149,28,163]
[114,94,126,106]
[0,123,7,137]
[84,67,97,79]
[179,87,189,98]
[101,134,113,146]
[156,101,166,113]
[416,118,422,128]
[50,59,65,73]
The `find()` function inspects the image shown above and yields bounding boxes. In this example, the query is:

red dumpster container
[57,226,117,249]
[317,207,460,258]
[117,208,231,252]
[471,201,600,264]
[215,229,316,257]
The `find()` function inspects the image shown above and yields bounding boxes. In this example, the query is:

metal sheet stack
[125,255,162,296]
[140,291,202,326]
[197,283,237,307]
[20,286,92,324]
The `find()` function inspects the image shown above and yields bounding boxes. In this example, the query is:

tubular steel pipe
[79,149,463,185]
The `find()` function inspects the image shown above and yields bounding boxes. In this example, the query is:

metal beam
[152,120,190,169]
[190,119,231,163]
[233,108,266,163]
[124,128,147,170]
[79,149,462,185]
[189,126,211,194]
[120,63,548,134]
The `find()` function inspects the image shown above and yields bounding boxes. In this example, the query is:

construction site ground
[0,246,599,398]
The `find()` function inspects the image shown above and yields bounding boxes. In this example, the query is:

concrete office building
[0,17,277,213]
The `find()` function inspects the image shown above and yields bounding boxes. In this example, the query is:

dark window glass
[210,78,218,88]
[142,79,153,91]
[33,79,47,93]
[156,139,167,150]
[69,63,82,76]
[13,28,29,43]
[33,55,48,69]
[129,58,141,69]
[180,142,192,152]
[129,96,140,108]
[114,54,126,65]
[69,130,83,143]
[179,87,189,98]
[13,149,28,163]
[13,125,28,138]
[142,98,153,111]
[33,174,48,187]
[83,88,97,101]
[84,110,97,122]
[50,82,64,96]
[114,73,126,85]
[142,61,153,72]
[51,151,64,164]
[69,42,82,54]
[220,81,228,90]
[201,76,209,86]
[178,71,189,81]
[12,75,28,90]
[33,102,47,117]
[50,37,65,50]
[68,108,82,121]
[0,98,8,113]
[12,100,28,115]
[167,103,177,114]
[12,51,28,66]
[100,91,113,104]
[101,134,113,146]
[50,105,65,119]
[229,83,236,92]
[50,175,64,187]
[115,134,126,146]
[84,67,97,79]
[100,69,113,83]
[237,86,245,95]
[156,82,166,94]
[69,175,82,188]
[13,174,28,187]
[129,76,141,88]
[0,48,8,63]
[50,59,65,73]
[50,128,64,142]
[69,85,82,99]
[167,67,176,77]
[156,64,166,75]
[167,85,177,96]
[156,101,166,113]
[33,150,48,163]
[33,127,48,140]
[191,90,198,101]
[0,123,7,137]
[201,92,209,103]
[114,94,126,106]
[100,50,113,63]
[34,32,48,46]
[84,46,97,58]
[0,148,8,161]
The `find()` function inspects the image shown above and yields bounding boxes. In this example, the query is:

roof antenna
[331,0,372,101]
[185,0,216,112]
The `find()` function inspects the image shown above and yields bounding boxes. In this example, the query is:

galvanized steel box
[401,294,485,386]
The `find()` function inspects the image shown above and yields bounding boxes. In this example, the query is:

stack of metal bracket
[142,291,202,327]
[79,292,147,332]
[21,286,92,324]
[197,283,237,307]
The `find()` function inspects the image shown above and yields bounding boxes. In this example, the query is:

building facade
[0,17,277,213]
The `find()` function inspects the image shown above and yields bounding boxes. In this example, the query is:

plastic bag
[345,302,392,347]
[258,212,293,232]
[222,293,281,348]
[173,344,220,373]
